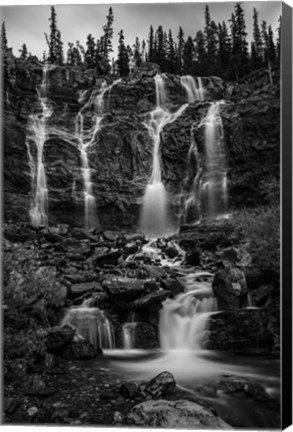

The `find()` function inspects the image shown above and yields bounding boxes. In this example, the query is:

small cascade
[122,322,137,350]
[76,79,121,230]
[181,101,228,223]
[159,273,217,350]
[180,75,205,102]
[140,74,188,237]
[61,300,115,350]
[26,63,53,226]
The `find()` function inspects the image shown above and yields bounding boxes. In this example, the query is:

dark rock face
[208,309,278,353]
[4,60,279,229]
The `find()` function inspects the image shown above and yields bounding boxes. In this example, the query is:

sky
[0,1,283,60]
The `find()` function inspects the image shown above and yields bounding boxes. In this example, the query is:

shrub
[232,205,280,273]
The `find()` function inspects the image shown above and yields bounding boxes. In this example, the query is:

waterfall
[61,300,115,350]
[122,322,137,350]
[76,79,121,231]
[26,63,53,226]
[180,76,205,102]
[140,74,188,237]
[159,272,217,350]
[181,101,228,223]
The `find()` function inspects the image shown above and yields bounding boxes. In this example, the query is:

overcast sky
[0,1,282,60]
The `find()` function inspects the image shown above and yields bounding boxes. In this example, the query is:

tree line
[1,3,281,81]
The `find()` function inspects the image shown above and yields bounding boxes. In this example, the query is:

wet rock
[123,242,139,256]
[164,245,179,259]
[4,397,18,414]
[124,233,146,243]
[132,290,169,311]
[127,399,231,428]
[113,411,124,423]
[133,322,159,349]
[140,371,176,399]
[61,337,102,359]
[214,375,272,402]
[103,231,119,242]
[161,278,184,297]
[184,249,201,266]
[92,249,122,267]
[119,382,140,399]
[69,282,99,297]
[103,277,148,300]
[45,324,75,353]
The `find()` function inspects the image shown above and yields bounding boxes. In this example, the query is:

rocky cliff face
[3,58,280,229]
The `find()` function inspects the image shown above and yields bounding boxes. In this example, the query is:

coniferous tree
[56,30,64,65]
[204,6,218,74]
[217,21,231,77]
[133,37,142,67]
[85,34,96,68]
[183,36,194,74]
[252,8,263,68]
[229,3,249,79]
[154,25,165,69]
[176,26,185,74]
[19,43,28,59]
[148,25,155,62]
[166,29,176,73]
[141,39,147,62]
[102,7,114,63]
[117,29,129,76]
[194,30,206,75]
[1,21,8,75]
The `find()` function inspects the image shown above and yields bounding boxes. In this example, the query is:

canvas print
[1,1,283,428]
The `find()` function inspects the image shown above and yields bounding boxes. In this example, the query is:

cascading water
[61,299,115,350]
[76,79,121,230]
[26,63,53,226]
[180,75,205,102]
[140,74,188,237]
[181,101,228,224]
[122,322,137,350]
[159,272,217,350]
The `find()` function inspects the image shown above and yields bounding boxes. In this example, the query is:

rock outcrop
[3,59,279,229]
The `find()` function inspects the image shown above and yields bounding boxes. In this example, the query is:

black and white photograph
[1,0,292,429]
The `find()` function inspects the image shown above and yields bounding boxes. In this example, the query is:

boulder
[127,399,232,428]
[140,371,176,399]
[119,382,140,399]
[133,322,159,349]
[132,290,169,311]
[45,324,75,353]
[103,277,148,300]
[92,249,122,267]
[61,337,102,359]
[161,278,184,297]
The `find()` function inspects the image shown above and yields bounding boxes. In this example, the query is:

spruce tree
[218,21,231,78]
[252,8,263,68]
[155,25,165,69]
[183,36,194,74]
[176,26,185,74]
[85,34,96,68]
[194,30,206,75]
[276,16,281,63]
[102,7,114,63]
[148,25,155,62]
[167,29,176,73]
[19,43,28,59]
[45,6,63,64]
[133,37,142,67]
[229,3,249,79]
[1,21,8,51]
[56,30,64,65]
[117,29,129,76]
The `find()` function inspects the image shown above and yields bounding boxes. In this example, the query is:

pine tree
[56,30,64,65]
[102,7,114,63]
[19,43,28,59]
[204,6,218,74]
[166,29,176,73]
[176,26,185,74]
[252,8,263,68]
[183,36,194,74]
[217,21,231,77]
[194,30,206,75]
[141,39,146,62]
[148,25,155,62]
[155,25,165,69]
[1,21,8,51]
[133,37,142,67]
[45,6,63,64]
[117,29,129,76]
[229,3,249,79]
[85,34,96,68]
